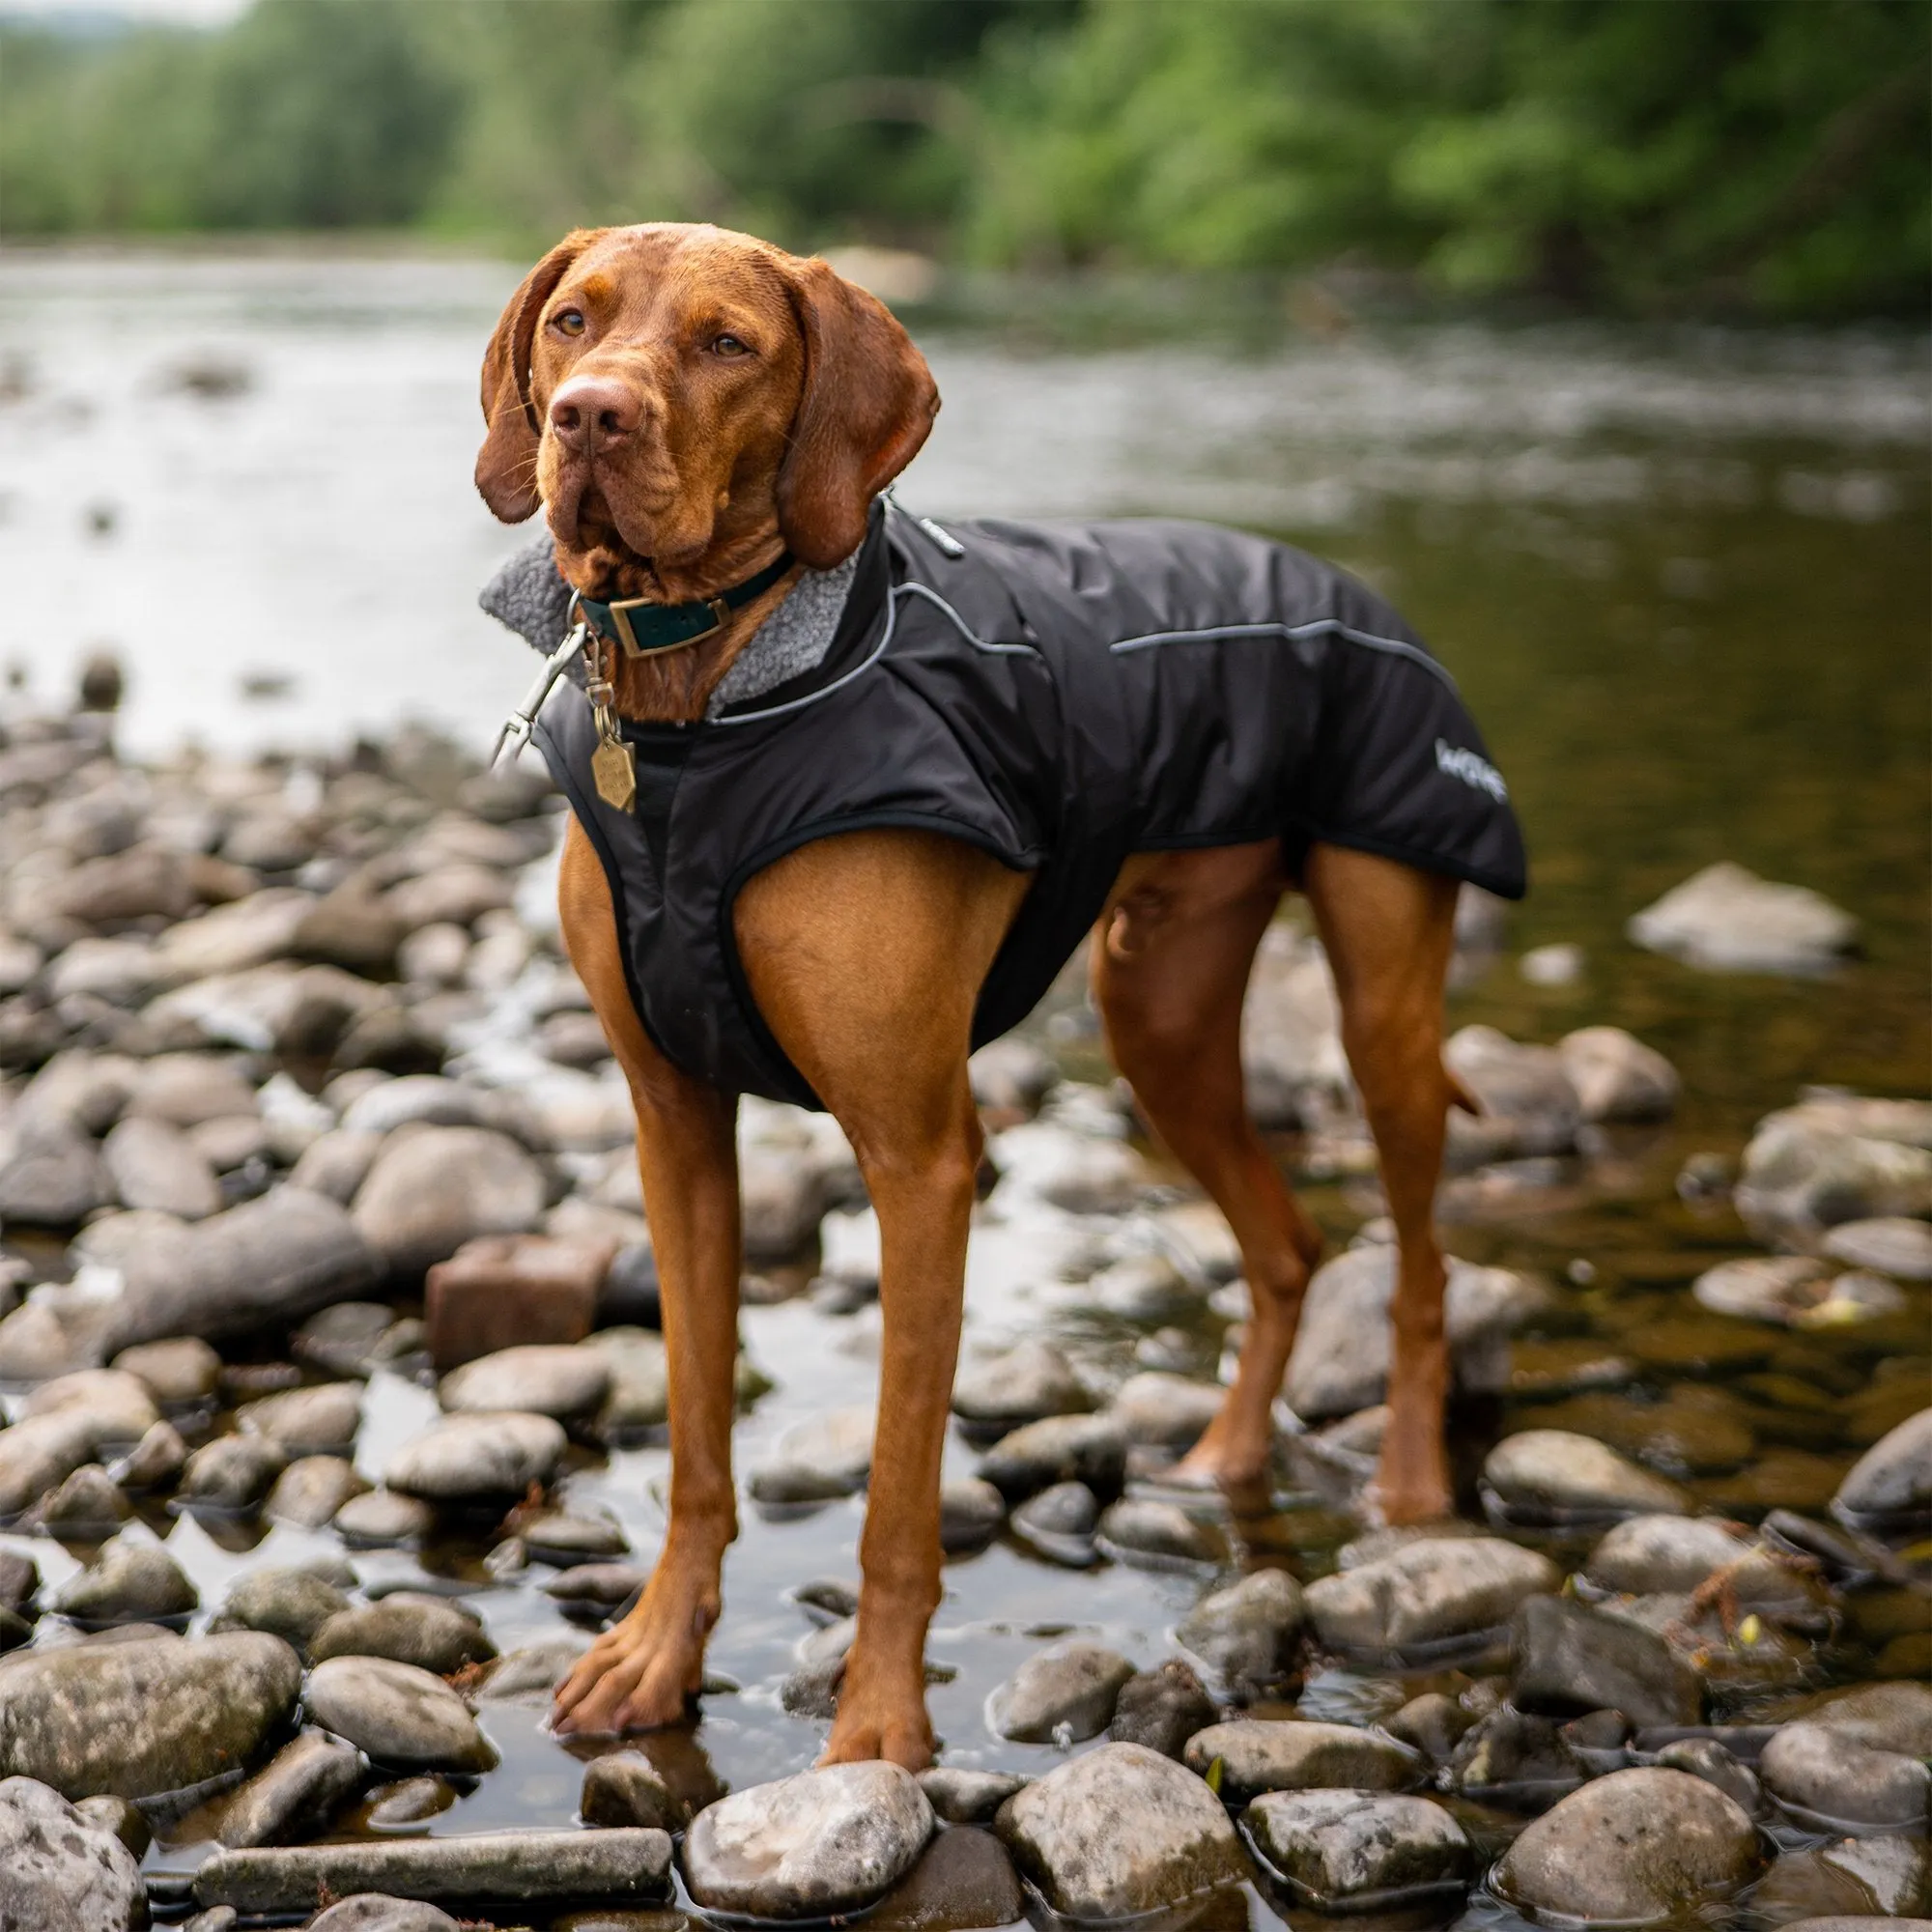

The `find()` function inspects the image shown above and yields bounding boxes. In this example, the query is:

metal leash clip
[489,618,589,773]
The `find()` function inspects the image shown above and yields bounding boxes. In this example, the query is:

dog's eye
[711,334,751,357]
[552,309,586,337]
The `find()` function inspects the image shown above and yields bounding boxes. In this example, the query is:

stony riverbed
[0,698,1923,1932]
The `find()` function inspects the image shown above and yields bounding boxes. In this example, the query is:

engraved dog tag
[591,737,637,811]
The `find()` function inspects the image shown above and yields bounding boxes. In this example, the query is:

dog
[471,222,1525,1768]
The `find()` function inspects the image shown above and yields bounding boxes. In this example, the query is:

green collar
[575,552,796,658]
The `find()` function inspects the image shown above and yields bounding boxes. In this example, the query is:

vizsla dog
[472,223,1524,1769]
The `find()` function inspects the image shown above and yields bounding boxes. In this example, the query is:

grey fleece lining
[477,535,857,714]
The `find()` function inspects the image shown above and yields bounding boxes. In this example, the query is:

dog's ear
[475,229,608,523]
[775,257,940,570]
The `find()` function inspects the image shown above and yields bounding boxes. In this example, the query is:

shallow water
[0,250,1925,1927]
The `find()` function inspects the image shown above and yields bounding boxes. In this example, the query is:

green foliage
[0,0,1924,315]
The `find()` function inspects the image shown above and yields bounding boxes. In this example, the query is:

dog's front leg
[552,820,744,1735]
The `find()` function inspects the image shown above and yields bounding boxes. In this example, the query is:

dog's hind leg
[1303,842,1462,1526]
[1091,841,1324,1492]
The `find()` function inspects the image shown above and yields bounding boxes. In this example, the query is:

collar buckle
[602,592,733,658]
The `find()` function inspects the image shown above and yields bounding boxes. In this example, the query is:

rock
[106,1186,383,1352]
[125,1055,260,1128]
[1245,1789,1470,1912]
[1584,1514,1752,1593]
[302,1656,498,1775]
[1284,1247,1548,1419]
[739,1148,823,1261]
[997,1742,1244,1919]
[353,1127,547,1279]
[951,1340,1092,1428]
[217,1731,363,1848]
[1557,1025,1680,1122]
[1448,1708,1587,1805]
[0,1409,100,1519]
[0,1551,38,1615]
[969,1037,1058,1112]
[1630,862,1858,974]
[1483,1430,1690,1523]
[1009,1482,1100,1567]
[939,1478,1006,1552]
[1175,1569,1305,1700]
[682,1762,932,1918]
[1079,1253,1196,1321]
[0,1123,111,1226]
[307,1896,459,1932]
[100,1115,222,1221]
[0,1631,299,1798]
[72,1791,149,1861]
[868,1823,1025,1932]
[310,1596,495,1676]
[384,1411,566,1500]
[22,1368,160,1444]
[1692,1254,1839,1324]
[1304,1536,1558,1654]
[582,1751,689,1832]
[364,1776,455,1827]
[238,1381,361,1457]
[290,1131,384,1207]
[1444,1026,1582,1161]
[917,1768,1028,1826]
[1823,1215,1932,1279]
[112,1336,221,1406]
[0,1775,148,1931]
[440,1344,610,1421]
[192,1832,670,1915]
[177,1434,285,1513]
[332,1491,437,1548]
[1385,1692,1472,1763]
[1799,1680,1932,1756]
[521,1509,629,1564]
[1107,1662,1216,1760]
[479,1636,591,1702]
[51,1534,197,1626]
[267,1456,369,1528]
[1761,1721,1929,1830]
[1185,1719,1419,1803]
[213,1568,351,1653]
[986,1641,1136,1744]
[1110,1373,1222,1450]
[987,1123,1146,1216]
[1835,1407,1932,1525]
[977,1414,1126,1500]
[1495,1768,1760,1922]
[581,1327,668,1438]
[1510,1596,1702,1726]
[1096,1497,1222,1567]
[1737,1105,1932,1231]
[1654,1738,1761,1815]
[29,1464,128,1538]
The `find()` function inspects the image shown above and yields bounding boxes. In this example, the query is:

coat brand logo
[1435,738,1509,801]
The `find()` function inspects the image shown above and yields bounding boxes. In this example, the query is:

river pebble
[30,1463,129,1537]
[268,1455,370,1526]
[384,1410,566,1499]
[1096,1496,1222,1567]
[177,1433,286,1512]
[1822,1213,1932,1278]
[987,1640,1136,1743]
[238,1380,362,1456]
[302,1656,499,1774]
[917,1768,1028,1825]
[1834,1406,1932,1525]
[52,1533,197,1626]
[1509,1594,1702,1726]
[24,1366,160,1443]
[939,1477,1007,1551]
[212,1567,352,1653]
[1174,1568,1304,1700]
[951,1338,1092,1428]
[1557,1024,1680,1122]
[581,1751,689,1831]
[309,1594,496,1674]
[1108,1371,1222,1449]
[1107,1660,1216,1759]
[1009,1480,1100,1567]
[1245,1789,1470,1912]
[1760,1720,1930,1830]
[111,1334,222,1406]
[0,1774,148,1932]
[682,1762,932,1918]
[1628,861,1858,973]
[352,1125,547,1279]
[1483,1428,1690,1522]
[308,1896,460,1931]
[1304,1535,1557,1654]
[977,1413,1125,1499]
[216,1731,364,1848]
[440,1342,611,1420]
[1183,1719,1419,1800]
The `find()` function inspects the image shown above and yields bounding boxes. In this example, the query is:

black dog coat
[494,501,1526,1111]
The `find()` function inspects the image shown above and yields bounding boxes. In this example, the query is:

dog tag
[591,737,637,811]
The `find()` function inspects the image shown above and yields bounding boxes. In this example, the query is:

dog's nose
[548,375,640,452]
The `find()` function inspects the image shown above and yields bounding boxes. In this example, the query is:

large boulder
[0,1632,299,1799]
[0,1774,149,1931]
[353,1126,547,1279]
[1628,862,1857,974]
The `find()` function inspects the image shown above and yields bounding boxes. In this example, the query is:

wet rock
[0,1774,148,1932]
[1495,1767,1759,1922]
[440,1344,610,1421]
[310,1596,495,1676]
[970,1037,1058,1113]
[192,1831,670,1915]
[1096,1497,1222,1567]
[1761,1721,1929,1830]
[1185,1719,1418,1802]
[1557,1026,1680,1122]
[0,1123,111,1226]
[997,1741,1244,1919]
[987,1123,1146,1216]
[1777,1834,1932,1918]
[1737,1104,1932,1232]
[1245,1789,1470,1913]
[1629,862,1857,973]
[951,1340,1092,1428]
[217,1732,363,1849]
[106,1186,382,1351]
[307,1894,459,1931]
[1175,1568,1305,1700]
[1654,1738,1761,1815]
[917,1768,1028,1826]
[1009,1481,1100,1567]
[1823,1215,1932,1279]
[1386,1691,1472,1762]
[125,1055,261,1128]
[1585,1514,1752,1593]
[100,1114,221,1221]
[384,1410,566,1500]
[1305,1536,1557,1654]
[1079,1253,1197,1322]
[0,1409,99,1517]
[582,1752,690,1832]
[0,1300,101,1382]
[238,1381,361,1458]
[1447,1709,1588,1807]
[1799,1680,1932,1756]
[986,1641,1135,1743]
[543,1564,648,1619]
[1444,1026,1582,1161]
[751,1406,874,1502]
[1110,1373,1222,1450]
[1835,1407,1932,1526]
[480,1635,591,1702]
[353,1127,547,1279]
[1692,1254,1838,1324]
[1108,1661,1217,1760]
[73,1790,149,1860]
[364,1776,455,1827]
[522,1509,629,1564]
[1510,1596,1702,1726]
[302,1656,498,1775]
[177,1434,285,1512]
[112,1336,221,1406]
[290,1131,384,1207]
[1284,1247,1548,1419]
[51,1533,196,1626]
[0,1550,38,1614]
[585,1328,668,1438]
[333,1490,437,1548]
[977,1414,1126,1500]
[681,1762,932,1918]
[212,1568,351,1654]
[267,1456,369,1528]
[29,1463,129,1537]
[939,1478,1006,1552]
[23,1367,161,1444]
[1483,1429,1689,1523]
[869,1823,1024,1932]
[0,1630,299,1798]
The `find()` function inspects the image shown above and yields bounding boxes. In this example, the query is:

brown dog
[475,223,1488,1768]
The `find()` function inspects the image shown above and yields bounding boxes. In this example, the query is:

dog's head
[474,223,939,589]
